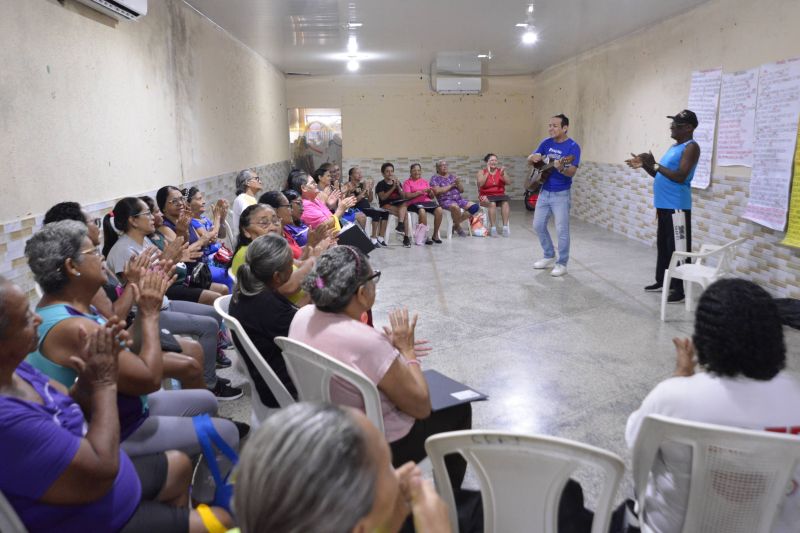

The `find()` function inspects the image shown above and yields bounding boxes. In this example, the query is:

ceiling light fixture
[347,59,360,72]
[522,29,538,44]
[347,35,359,54]
[345,22,363,29]
[520,3,538,46]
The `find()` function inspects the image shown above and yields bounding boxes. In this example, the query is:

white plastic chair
[213,296,295,428]
[222,219,235,252]
[425,430,624,533]
[0,491,26,533]
[661,237,746,320]
[632,414,800,533]
[274,336,385,435]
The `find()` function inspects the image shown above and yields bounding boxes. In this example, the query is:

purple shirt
[429,174,466,207]
[0,362,140,532]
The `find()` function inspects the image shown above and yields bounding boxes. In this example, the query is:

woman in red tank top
[476,153,511,236]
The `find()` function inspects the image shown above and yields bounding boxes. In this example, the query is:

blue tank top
[654,139,697,210]
[26,304,149,440]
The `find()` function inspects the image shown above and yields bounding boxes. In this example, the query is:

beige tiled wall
[2,160,290,300]
[573,161,800,298]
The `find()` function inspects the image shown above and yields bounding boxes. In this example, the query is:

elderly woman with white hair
[232,169,263,236]
[430,160,480,237]
[24,220,240,457]
[234,402,450,533]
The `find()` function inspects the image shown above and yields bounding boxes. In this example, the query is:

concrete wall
[0,0,290,292]
[530,0,800,297]
[0,0,289,223]
[286,74,537,159]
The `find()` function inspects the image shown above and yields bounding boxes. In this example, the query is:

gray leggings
[160,300,221,388]
[121,388,239,457]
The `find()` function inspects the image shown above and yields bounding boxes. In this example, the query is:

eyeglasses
[167,198,185,206]
[131,210,154,218]
[80,247,102,257]
[254,218,281,227]
[363,270,381,285]
[277,203,291,210]
[249,176,262,183]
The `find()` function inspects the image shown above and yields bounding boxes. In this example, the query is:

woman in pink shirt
[288,246,471,491]
[402,163,444,245]
[288,170,355,231]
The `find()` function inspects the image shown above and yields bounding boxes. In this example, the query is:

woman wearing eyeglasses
[231,204,315,307]
[289,246,472,491]
[232,169,263,236]
[102,197,244,401]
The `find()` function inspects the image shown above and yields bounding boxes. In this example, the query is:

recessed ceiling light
[347,35,358,54]
[516,23,528,28]
[477,54,491,59]
[347,59,360,71]
[522,29,538,44]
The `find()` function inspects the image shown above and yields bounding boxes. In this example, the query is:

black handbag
[188,262,212,289]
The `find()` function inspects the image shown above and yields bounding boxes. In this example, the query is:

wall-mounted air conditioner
[431,52,483,95]
[73,0,148,21]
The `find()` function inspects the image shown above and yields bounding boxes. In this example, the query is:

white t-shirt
[232,193,257,238]
[626,371,800,533]
[288,305,415,442]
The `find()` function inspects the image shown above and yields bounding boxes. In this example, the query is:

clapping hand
[176,209,192,235]
[626,151,656,170]
[673,337,696,377]
[132,269,171,318]
[382,307,418,354]
[69,325,122,406]
[123,247,159,285]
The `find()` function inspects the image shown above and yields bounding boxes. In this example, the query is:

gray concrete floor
[219,206,800,508]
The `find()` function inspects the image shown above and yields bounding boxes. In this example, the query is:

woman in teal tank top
[25,220,239,457]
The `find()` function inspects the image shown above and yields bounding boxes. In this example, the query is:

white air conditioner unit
[73,0,147,21]
[431,52,483,95]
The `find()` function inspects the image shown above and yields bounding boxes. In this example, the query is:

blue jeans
[532,189,571,266]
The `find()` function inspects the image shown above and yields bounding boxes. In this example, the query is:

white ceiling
[184,0,709,77]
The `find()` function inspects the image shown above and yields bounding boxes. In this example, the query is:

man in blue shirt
[626,110,700,303]
[528,114,582,277]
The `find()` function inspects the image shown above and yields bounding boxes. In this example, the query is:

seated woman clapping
[235,403,450,533]
[403,163,444,245]
[24,221,239,457]
[281,188,310,246]
[476,153,512,237]
[231,204,316,307]
[430,160,480,237]
[288,245,471,489]
[0,279,232,532]
[184,187,233,290]
[229,234,300,410]
[288,169,356,231]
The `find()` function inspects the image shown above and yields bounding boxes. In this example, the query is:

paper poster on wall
[687,68,722,189]
[743,58,800,231]
[780,123,800,248]
[717,68,758,167]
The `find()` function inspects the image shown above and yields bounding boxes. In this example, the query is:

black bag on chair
[188,263,212,290]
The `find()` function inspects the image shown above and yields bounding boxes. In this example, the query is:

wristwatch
[653,163,661,172]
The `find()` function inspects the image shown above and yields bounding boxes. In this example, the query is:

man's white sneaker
[502,226,510,237]
[551,264,567,277]
[490,227,498,237]
[533,258,556,269]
